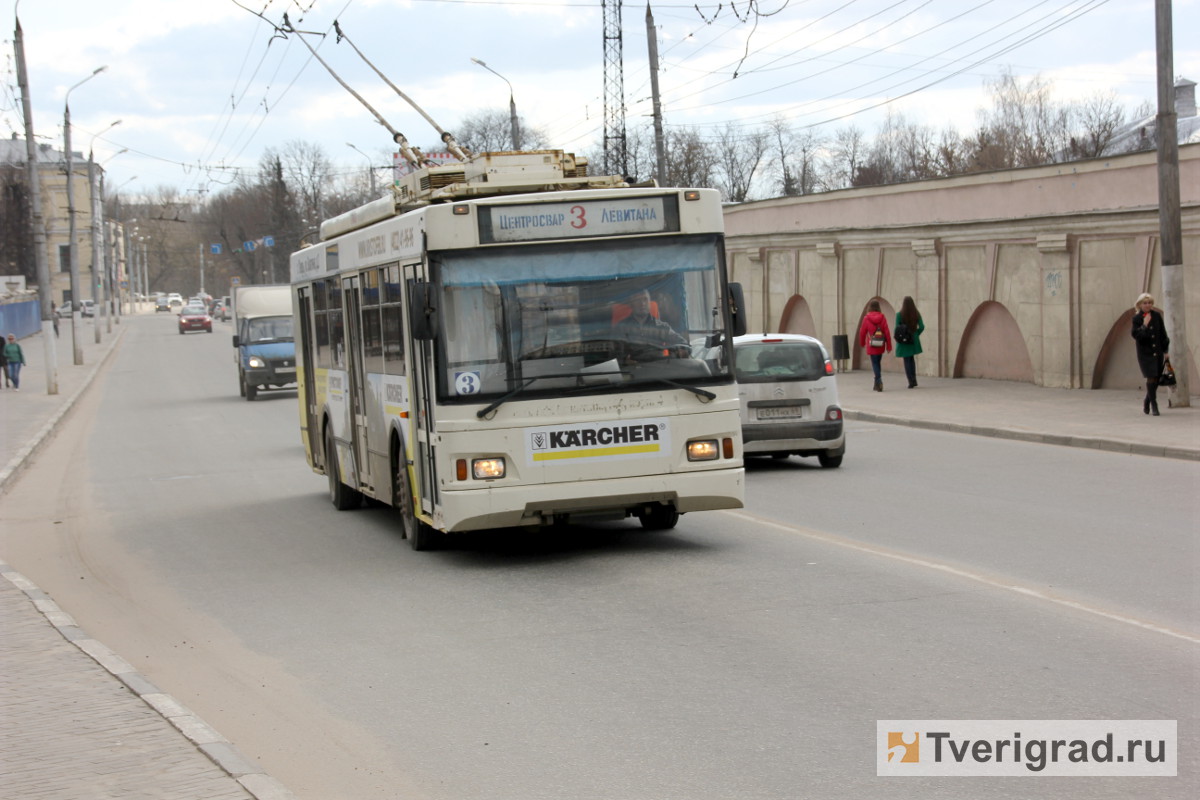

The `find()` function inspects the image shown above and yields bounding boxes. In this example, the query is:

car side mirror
[232,336,240,348]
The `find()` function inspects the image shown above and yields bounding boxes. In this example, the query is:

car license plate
[757,406,804,420]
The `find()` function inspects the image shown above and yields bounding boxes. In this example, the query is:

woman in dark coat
[893,296,925,388]
[1130,292,1170,416]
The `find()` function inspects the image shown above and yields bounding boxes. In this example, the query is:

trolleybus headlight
[687,439,719,461]
[248,356,266,368]
[472,457,506,479]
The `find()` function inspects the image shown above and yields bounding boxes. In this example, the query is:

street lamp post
[64,65,107,365]
[471,58,520,151]
[347,142,377,195]
[88,119,120,342]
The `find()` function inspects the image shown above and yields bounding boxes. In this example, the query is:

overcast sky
[4,0,1197,200]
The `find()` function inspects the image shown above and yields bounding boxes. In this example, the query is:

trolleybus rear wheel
[638,504,679,531]
[325,429,362,510]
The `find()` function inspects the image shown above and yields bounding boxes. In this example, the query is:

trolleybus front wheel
[391,455,439,550]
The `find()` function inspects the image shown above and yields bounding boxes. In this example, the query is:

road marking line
[723,509,1200,646]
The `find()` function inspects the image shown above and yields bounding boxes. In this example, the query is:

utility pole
[602,0,628,177]
[1155,0,1189,405]
[645,4,667,185]
[14,14,58,394]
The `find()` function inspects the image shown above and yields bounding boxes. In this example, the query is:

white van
[732,333,845,468]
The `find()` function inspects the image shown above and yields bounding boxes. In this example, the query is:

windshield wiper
[630,377,717,401]
[476,373,580,418]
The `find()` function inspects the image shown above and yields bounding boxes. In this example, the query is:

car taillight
[824,360,834,375]
[826,407,842,421]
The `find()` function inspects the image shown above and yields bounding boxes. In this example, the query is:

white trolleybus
[290,150,748,549]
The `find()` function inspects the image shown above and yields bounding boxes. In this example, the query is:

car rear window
[734,342,826,382]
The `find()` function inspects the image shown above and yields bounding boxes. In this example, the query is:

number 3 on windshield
[570,205,587,229]
[455,371,482,395]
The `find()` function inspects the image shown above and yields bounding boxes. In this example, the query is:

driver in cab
[616,289,689,364]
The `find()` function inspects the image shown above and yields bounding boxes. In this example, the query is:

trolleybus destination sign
[479,196,680,244]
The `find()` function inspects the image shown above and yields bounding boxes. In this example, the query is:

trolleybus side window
[328,279,345,370]
[382,264,406,375]
[312,278,331,370]
[361,267,384,375]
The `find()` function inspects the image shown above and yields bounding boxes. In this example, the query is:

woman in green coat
[894,296,925,388]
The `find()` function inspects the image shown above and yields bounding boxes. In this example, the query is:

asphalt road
[3,314,1196,800]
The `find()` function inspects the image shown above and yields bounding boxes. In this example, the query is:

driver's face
[630,292,651,315]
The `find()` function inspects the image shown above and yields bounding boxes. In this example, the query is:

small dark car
[179,307,213,334]
[155,297,171,312]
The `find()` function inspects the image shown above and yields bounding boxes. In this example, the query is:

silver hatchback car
[733,333,846,468]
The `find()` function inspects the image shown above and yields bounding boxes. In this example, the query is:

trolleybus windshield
[432,234,732,402]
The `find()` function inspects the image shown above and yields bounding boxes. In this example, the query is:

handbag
[1159,357,1177,387]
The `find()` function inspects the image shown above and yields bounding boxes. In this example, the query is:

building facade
[723,142,1199,393]
[0,134,124,310]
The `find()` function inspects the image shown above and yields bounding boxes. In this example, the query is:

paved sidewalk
[1,314,295,800]
[1,316,1196,800]
[836,367,1199,461]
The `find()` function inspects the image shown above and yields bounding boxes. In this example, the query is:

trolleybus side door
[403,262,437,519]
[342,274,372,493]
[296,286,321,465]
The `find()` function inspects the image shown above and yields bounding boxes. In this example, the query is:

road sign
[243,241,256,252]
[210,244,222,254]
[231,277,241,286]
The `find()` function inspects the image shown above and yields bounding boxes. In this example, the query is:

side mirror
[728,282,747,337]
[232,336,240,348]
[408,282,437,341]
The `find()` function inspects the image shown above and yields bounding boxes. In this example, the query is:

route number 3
[454,371,482,395]
[570,205,587,229]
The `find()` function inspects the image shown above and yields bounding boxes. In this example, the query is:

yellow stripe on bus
[532,443,661,461]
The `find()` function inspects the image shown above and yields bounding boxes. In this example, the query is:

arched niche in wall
[1094,307,1198,393]
[852,296,900,373]
[954,300,1034,382]
[778,294,816,337]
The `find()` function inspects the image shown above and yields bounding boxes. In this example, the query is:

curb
[0,562,298,800]
[843,409,1200,461]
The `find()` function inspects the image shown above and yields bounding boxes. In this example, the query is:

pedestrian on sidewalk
[1131,292,1169,416]
[858,300,892,392]
[893,296,925,389]
[0,339,8,388]
[3,333,25,391]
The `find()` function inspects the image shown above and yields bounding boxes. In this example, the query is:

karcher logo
[527,418,670,464]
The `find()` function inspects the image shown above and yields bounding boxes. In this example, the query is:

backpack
[869,325,885,349]
[894,321,913,345]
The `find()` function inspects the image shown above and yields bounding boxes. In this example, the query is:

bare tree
[968,69,1072,170]
[665,129,718,190]
[714,123,768,203]
[825,125,866,190]
[272,141,333,225]
[453,109,550,153]
[1067,91,1128,159]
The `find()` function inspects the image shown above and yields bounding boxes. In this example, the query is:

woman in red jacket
[858,299,892,391]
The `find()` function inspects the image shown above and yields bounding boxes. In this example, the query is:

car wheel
[818,453,843,469]
[638,503,679,531]
[394,461,439,551]
[325,429,362,510]
[245,381,257,401]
